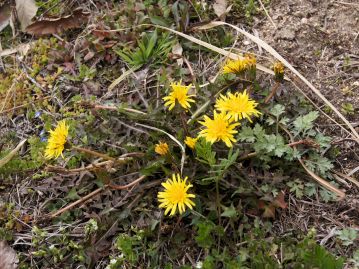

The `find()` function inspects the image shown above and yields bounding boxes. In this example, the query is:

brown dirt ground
[251,0,359,257]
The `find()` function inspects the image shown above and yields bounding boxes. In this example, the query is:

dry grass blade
[108,65,141,92]
[0,139,27,168]
[332,170,359,189]
[298,158,345,199]
[196,21,359,142]
[150,24,274,75]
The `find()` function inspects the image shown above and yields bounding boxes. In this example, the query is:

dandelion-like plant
[215,90,261,122]
[198,111,239,147]
[155,142,169,156]
[273,61,285,81]
[222,58,247,74]
[184,136,198,149]
[44,120,69,159]
[222,55,256,74]
[158,174,196,216]
[163,81,195,111]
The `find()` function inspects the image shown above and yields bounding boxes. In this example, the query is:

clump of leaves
[114,30,174,67]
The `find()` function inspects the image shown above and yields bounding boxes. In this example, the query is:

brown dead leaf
[25,9,90,36]
[0,3,11,32]
[15,0,38,31]
[260,203,276,218]
[272,191,287,209]
[84,50,95,61]
[0,241,18,269]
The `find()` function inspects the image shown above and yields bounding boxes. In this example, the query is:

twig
[257,0,277,29]
[80,101,147,115]
[0,96,51,115]
[72,146,117,162]
[108,175,146,190]
[50,175,147,218]
[50,187,105,218]
[45,158,131,174]
[264,81,280,104]
[280,124,346,199]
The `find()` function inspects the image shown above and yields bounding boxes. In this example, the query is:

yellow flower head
[155,142,169,156]
[184,136,198,149]
[243,54,256,69]
[198,111,240,147]
[215,90,261,122]
[222,58,247,74]
[44,120,69,159]
[222,55,256,74]
[272,61,284,81]
[163,81,195,111]
[158,174,196,216]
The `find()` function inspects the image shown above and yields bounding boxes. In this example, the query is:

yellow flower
[158,174,196,216]
[155,142,169,156]
[198,111,239,147]
[222,58,247,74]
[184,136,198,149]
[44,120,69,159]
[163,81,195,111]
[243,54,256,69]
[222,55,256,74]
[215,90,261,122]
[273,61,284,81]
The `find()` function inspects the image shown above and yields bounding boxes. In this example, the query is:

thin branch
[49,175,147,218]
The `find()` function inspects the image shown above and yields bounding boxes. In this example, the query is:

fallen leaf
[0,42,32,57]
[272,191,287,209]
[171,42,183,66]
[262,204,276,218]
[0,3,11,32]
[15,0,38,31]
[25,9,90,36]
[0,240,18,269]
[213,0,231,20]
[84,50,95,61]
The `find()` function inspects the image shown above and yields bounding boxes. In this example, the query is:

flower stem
[215,179,221,226]
[72,146,116,162]
[180,111,189,136]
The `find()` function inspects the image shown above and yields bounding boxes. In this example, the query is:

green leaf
[238,126,255,142]
[195,221,215,248]
[292,111,319,136]
[305,153,333,176]
[336,228,358,246]
[270,104,285,118]
[253,123,266,139]
[315,133,332,149]
[287,179,304,198]
[305,182,317,197]
[195,138,216,166]
[66,188,81,201]
[221,204,238,218]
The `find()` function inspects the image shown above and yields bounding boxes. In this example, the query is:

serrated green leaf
[270,104,285,118]
[238,126,255,142]
[221,204,238,218]
[292,111,319,136]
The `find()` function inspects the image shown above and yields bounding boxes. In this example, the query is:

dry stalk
[49,175,147,218]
